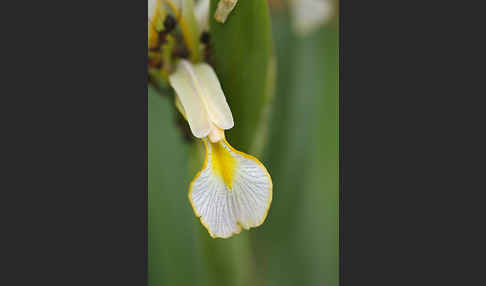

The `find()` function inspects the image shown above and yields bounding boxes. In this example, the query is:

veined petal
[189,138,272,238]
[169,60,211,138]
[193,63,234,130]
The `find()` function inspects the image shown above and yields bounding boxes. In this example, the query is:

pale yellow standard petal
[189,138,273,238]
[169,60,233,138]
[169,61,211,138]
[193,63,234,130]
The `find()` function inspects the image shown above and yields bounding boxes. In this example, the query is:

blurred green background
[149,1,338,285]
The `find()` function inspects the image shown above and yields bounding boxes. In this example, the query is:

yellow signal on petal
[209,140,237,189]
[189,138,273,239]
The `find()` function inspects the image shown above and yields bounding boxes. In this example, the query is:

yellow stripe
[210,140,237,189]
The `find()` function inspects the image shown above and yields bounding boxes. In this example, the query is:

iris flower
[169,59,273,238]
[148,0,272,238]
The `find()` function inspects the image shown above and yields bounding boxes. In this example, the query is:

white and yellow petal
[189,138,273,238]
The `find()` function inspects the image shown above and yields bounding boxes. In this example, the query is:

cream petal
[169,61,211,138]
[189,139,272,238]
[193,63,234,130]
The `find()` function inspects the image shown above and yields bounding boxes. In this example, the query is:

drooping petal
[193,63,234,130]
[169,60,211,138]
[189,138,272,238]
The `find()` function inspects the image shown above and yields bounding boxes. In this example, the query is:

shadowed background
[149,1,338,285]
